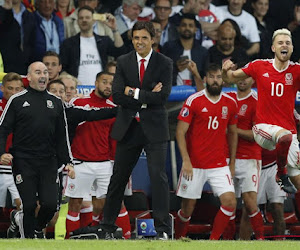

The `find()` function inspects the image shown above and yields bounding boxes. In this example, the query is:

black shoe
[277,174,297,194]
[7,210,20,238]
[155,232,169,240]
[113,227,123,239]
[96,227,115,240]
[34,230,45,239]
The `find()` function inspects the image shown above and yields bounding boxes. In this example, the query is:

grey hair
[122,0,145,8]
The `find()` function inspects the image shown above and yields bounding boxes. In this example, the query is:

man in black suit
[100,21,173,240]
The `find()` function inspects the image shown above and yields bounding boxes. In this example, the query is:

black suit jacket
[111,50,173,143]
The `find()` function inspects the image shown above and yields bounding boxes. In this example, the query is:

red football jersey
[178,90,238,169]
[227,90,261,160]
[242,59,300,134]
[71,91,116,162]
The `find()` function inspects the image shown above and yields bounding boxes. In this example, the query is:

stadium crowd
[1,0,300,240]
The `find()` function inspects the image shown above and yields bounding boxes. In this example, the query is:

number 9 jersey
[178,90,238,169]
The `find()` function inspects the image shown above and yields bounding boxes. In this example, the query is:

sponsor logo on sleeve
[180,107,189,117]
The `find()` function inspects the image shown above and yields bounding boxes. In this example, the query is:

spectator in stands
[115,0,145,35]
[105,61,117,74]
[265,0,294,30]
[59,73,79,102]
[198,0,223,49]
[208,23,249,70]
[223,77,264,240]
[0,62,75,238]
[55,0,75,19]
[60,6,125,85]
[251,0,274,59]
[33,0,64,61]
[217,0,260,57]
[151,19,163,52]
[170,0,183,17]
[0,0,35,74]
[1,73,24,239]
[175,63,237,240]
[221,18,249,50]
[42,51,62,81]
[64,0,114,40]
[154,0,178,46]
[169,0,204,44]
[162,14,207,88]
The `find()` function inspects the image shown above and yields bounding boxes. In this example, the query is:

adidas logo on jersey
[201,107,208,112]
[263,72,269,77]
[22,101,30,107]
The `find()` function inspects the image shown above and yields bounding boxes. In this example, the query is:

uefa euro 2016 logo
[140,222,147,231]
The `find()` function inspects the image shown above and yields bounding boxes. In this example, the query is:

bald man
[208,23,249,69]
[0,62,75,238]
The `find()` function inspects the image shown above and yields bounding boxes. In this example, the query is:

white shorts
[257,163,286,204]
[253,123,300,176]
[65,161,113,199]
[0,172,20,207]
[176,167,234,199]
[234,159,261,198]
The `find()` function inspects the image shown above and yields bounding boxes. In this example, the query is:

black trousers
[12,157,58,238]
[102,120,170,234]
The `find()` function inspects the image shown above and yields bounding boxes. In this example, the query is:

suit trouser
[102,120,170,234]
[12,157,58,238]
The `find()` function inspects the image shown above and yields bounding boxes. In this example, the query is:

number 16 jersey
[178,90,238,169]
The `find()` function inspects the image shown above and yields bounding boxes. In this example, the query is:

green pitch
[1,239,300,250]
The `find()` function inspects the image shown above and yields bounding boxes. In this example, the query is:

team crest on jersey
[180,107,189,117]
[222,106,228,119]
[15,174,23,184]
[68,183,75,191]
[47,100,54,108]
[181,184,188,192]
[239,104,248,116]
[285,73,293,85]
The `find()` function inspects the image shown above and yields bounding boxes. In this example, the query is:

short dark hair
[2,72,23,86]
[180,13,197,26]
[96,71,115,81]
[105,61,117,71]
[43,51,61,65]
[78,5,94,15]
[47,79,65,91]
[206,63,222,75]
[132,21,155,38]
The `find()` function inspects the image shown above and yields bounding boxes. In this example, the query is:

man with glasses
[154,0,178,46]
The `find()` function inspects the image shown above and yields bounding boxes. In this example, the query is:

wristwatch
[128,88,135,97]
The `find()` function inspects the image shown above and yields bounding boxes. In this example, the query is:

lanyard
[120,13,129,29]
[40,20,54,45]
